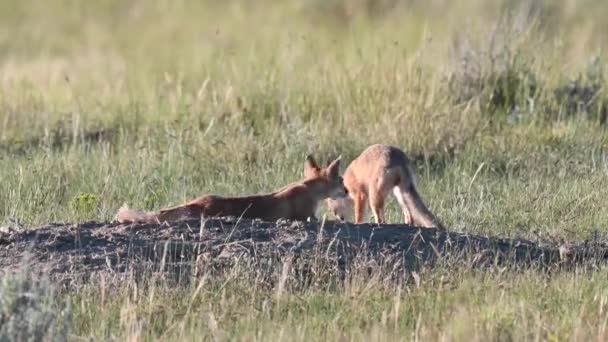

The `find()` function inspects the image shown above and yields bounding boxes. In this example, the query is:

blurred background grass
[2,1,608,341]
[1,0,607,234]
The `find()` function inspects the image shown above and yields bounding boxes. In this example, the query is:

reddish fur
[115,155,345,224]
[327,144,444,229]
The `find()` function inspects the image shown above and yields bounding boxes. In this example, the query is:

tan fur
[115,155,346,224]
[326,144,444,229]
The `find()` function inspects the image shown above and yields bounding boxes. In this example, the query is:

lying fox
[326,144,444,229]
[116,155,346,224]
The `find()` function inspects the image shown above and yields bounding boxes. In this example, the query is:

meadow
[1,0,608,340]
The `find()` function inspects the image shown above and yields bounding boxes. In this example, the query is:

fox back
[327,144,443,228]
[116,155,346,224]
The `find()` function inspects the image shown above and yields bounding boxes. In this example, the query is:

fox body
[116,155,346,224]
[326,144,443,228]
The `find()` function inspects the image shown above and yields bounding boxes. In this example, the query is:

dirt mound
[1,218,606,284]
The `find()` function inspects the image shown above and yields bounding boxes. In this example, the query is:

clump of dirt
[0,218,606,285]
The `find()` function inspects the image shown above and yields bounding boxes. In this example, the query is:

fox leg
[393,187,412,225]
[404,208,412,225]
[368,190,386,224]
[353,192,366,224]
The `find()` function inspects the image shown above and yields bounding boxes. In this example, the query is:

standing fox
[116,155,346,224]
[326,144,444,229]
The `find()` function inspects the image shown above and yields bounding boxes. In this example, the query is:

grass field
[1,0,608,340]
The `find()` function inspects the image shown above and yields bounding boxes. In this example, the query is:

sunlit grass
[1,0,608,340]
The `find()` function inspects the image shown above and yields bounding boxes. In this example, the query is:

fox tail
[115,203,204,224]
[114,204,159,224]
[396,166,445,229]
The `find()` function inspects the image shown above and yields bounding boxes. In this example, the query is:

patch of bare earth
[0,218,606,285]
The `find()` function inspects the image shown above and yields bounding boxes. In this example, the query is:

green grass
[1,0,608,340]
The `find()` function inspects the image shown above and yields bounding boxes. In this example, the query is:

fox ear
[326,155,342,177]
[304,155,321,177]
[326,155,341,166]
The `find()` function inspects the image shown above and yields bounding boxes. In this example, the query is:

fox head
[304,155,348,200]
[326,194,354,222]
[309,155,352,221]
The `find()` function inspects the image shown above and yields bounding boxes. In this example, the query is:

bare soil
[1,218,606,284]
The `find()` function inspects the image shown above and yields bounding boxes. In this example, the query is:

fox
[115,155,347,224]
[326,144,444,229]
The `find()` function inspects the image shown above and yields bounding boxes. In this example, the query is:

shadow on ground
[0,218,606,285]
